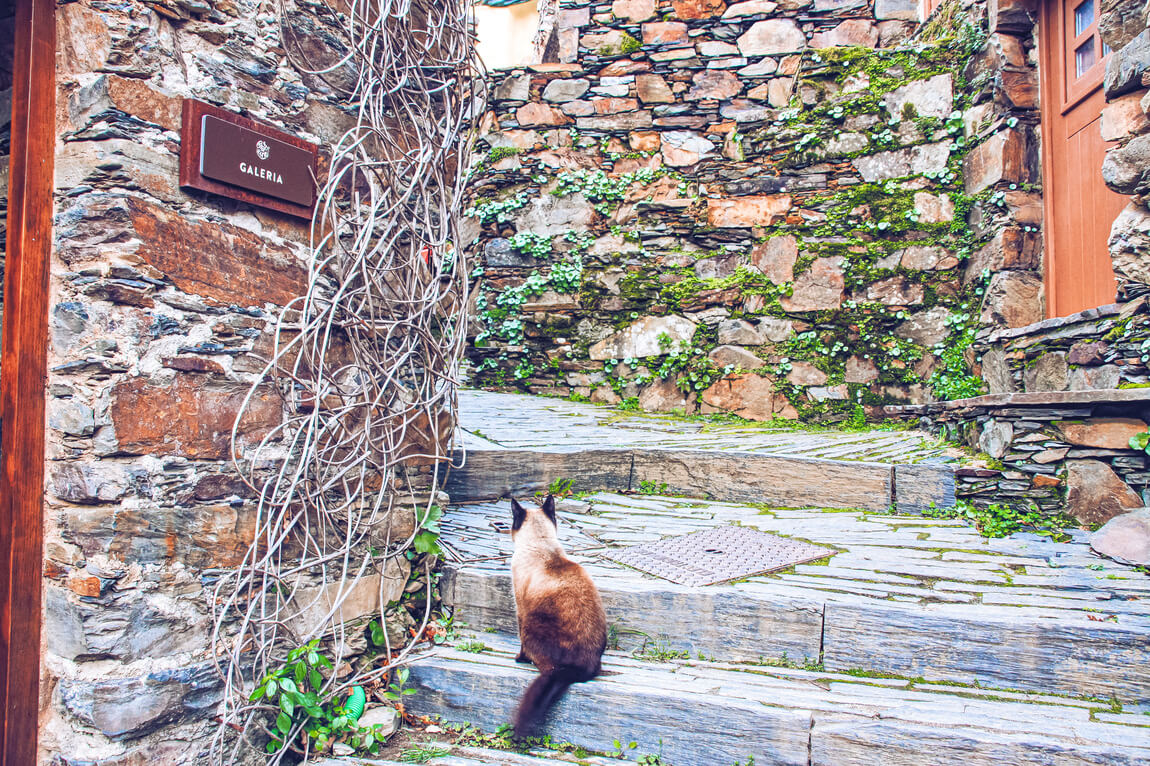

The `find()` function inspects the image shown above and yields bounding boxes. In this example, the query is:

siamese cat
[509,495,607,738]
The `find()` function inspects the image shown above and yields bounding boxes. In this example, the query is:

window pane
[1074,0,1094,36]
[1075,39,1097,77]
[1103,40,1113,56]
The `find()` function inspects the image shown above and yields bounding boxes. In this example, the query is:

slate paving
[457,390,955,464]
[441,494,1150,703]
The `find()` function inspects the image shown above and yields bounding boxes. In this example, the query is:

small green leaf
[280,678,297,694]
[280,695,295,717]
[266,680,278,698]
[275,711,291,734]
[307,651,319,666]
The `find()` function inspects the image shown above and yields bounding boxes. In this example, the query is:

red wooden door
[1039,0,1128,317]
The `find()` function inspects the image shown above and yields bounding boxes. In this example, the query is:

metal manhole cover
[602,526,836,587]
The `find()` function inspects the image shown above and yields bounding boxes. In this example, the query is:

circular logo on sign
[256,140,270,160]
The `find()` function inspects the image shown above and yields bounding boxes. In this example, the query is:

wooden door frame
[0,0,55,763]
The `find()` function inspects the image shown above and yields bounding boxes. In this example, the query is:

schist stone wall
[41,2,379,763]
[463,0,1045,421]
[898,0,1150,521]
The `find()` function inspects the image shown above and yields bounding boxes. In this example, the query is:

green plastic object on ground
[344,686,366,721]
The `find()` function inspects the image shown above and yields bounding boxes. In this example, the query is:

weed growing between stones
[922,500,1079,540]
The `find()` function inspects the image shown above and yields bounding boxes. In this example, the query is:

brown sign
[180,99,319,219]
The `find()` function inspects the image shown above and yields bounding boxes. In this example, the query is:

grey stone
[1101,133,1150,194]
[357,705,400,739]
[1108,203,1150,288]
[661,130,717,167]
[52,301,89,352]
[50,398,97,437]
[738,58,779,77]
[494,73,531,101]
[543,78,591,103]
[513,192,597,236]
[1023,352,1069,392]
[50,462,130,504]
[484,238,538,268]
[717,318,768,345]
[781,256,845,312]
[737,20,806,56]
[1104,27,1150,98]
[980,347,1017,394]
[898,245,948,271]
[758,316,795,342]
[589,316,697,360]
[882,74,953,120]
[1090,507,1150,565]
[894,464,955,512]
[1068,364,1121,390]
[874,0,919,20]
[1066,459,1145,526]
[895,307,950,348]
[59,662,223,740]
[853,141,953,182]
[978,419,1014,459]
[723,0,781,18]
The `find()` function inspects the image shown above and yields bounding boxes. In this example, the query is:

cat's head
[510,494,558,544]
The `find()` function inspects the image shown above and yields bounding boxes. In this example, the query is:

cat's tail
[513,665,582,739]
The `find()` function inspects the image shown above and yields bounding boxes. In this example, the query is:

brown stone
[1101,93,1150,142]
[1032,474,1062,488]
[700,373,795,420]
[864,276,924,305]
[630,131,662,151]
[707,195,792,227]
[639,378,697,413]
[737,20,806,56]
[517,102,572,127]
[109,376,282,460]
[601,60,653,76]
[672,0,728,18]
[979,271,1043,328]
[163,356,227,375]
[751,235,798,284]
[913,192,955,223]
[1067,341,1108,366]
[781,256,845,312]
[57,2,112,75]
[964,129,1029,194]
[810,20,879,49]
[845,355,879,383]
[1023,352,1069,392]
[989,0,1037,34]
[786,362,827,386]
[68,575,103,598]
[71,75,182,132]
[636,74,676,104]
[1033,447,1070,464]
[1090,508,1150,566]
[1001,69,1038,108]
[685,70,743,101]
[709,345,764,369]
[613,0,658,21]
[1056,418,1149,449]
[642,22,690,45]
[1065,459,1144,526]
[964,227,1041,283]
[593,97,642,114]
[125,198,307,308]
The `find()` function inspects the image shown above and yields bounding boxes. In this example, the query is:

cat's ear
[511,497,527,531]
[541,494,557,526]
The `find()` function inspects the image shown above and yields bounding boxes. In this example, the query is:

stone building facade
[32,1,407,762]
[464,0,1048,421]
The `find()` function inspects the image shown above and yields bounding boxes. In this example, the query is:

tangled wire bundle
[208,1,484,761]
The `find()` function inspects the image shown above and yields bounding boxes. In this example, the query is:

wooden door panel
[1040,0,1126,317]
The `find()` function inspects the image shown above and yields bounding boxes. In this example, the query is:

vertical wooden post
[0,0,55,762]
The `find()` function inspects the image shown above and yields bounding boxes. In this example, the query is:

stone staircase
[359,393,1150,765]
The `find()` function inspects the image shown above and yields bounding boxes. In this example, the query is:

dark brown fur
[509,495,607,738]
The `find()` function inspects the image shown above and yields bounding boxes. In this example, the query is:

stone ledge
[978,303,1122,343]
[886,387,1150,416]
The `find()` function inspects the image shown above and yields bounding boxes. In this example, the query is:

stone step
[312,743,620,765]
[403,642,1150,766]
[441,495,1150,704]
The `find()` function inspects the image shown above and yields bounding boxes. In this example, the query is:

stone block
[70,74,182,131]
[125,197,308,308]
[874,0,918,20]
[1101,133,1150,195]
[642,22,689,46]
[963,129,1029,194]
[672,0,729,18]
[883,74,953,120]
[1104,27,1150,98]
[863,276,924,305]
[1068,363,1122,390]
[442,450,635,502]
[286,560,409,640]
[636,73,675,103]
[109,376,282,460]
[612,0,658,21]
[685,70,742,101]
[895,306,950,347]
[964,227,1041,283]
[854,141,953,182]
[707,195,792,227]
[56,1,112,76]
[589,315,697,360]
[737,20,806,56]
[576,112,654,131]
[894,463,956,512]
[59,662,222,741]
[781,256,845,312]
[898,244,949,271]
[978,419,1014,459]
[1101,93,1150,142]
[1023,351,1069,392]
[988,0,1036,33]
[724,0,781,17]
[542,78,590,103]
[709,345,764,370]
[751,235,797,284]
[638,378,698,413]
[582,30,642,56]
[1099,0,1145,50]
[661,130,717,167]
[1055,417,1148,449]
[50,463,130,505]
[516,102,572,127]
[845,355,879,383]
[700,373,795,420]
[810,20,879,49]
[786,361,827,386]
[1090,507,1150,565]
[1108,203,1150,288]
[1066,459,1144,525]
[979,271,1044,329]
